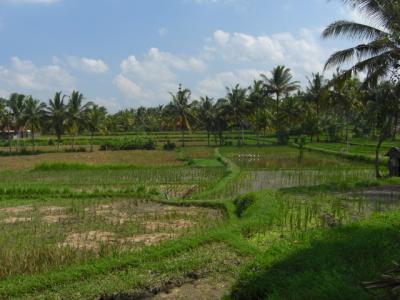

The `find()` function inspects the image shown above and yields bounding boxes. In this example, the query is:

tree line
[0,0,399,179]
[0,91,106,152]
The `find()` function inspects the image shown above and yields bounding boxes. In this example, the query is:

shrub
[163,140,176,151]
[233,194,256,217]
[100,138,156,151]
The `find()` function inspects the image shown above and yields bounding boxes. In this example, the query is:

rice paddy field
[1,134,400,299]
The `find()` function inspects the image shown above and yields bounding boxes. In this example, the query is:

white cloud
[115,48,206,105]
[207,30,284,62]
[195,68,267,98]
[93,96,121,113]
[67,56,109,74]
[113,74,145,99]
[206,29,329,80]
[0,56,75,94]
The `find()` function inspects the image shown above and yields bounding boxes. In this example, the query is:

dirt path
[150,277,230,300]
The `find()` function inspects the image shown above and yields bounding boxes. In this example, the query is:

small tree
[23,96,46,151]
[369,82,399,178]
[47,92,67,151]
[66,91,92,149]
[166,84,194,147]
[86,104,106,152]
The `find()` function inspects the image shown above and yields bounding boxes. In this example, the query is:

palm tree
[248,80,267,146]
[223,84,249,146]
[261,66,299,134]
[166,84,194,147]
[66,91,92,149]
[198,96,215,146]
[305,73,329,141]
[213,98,229,146]
[0,98,12,153]
[47,92,67,150]
[23,96,46,151]
[7,93,26,152]
[368,81,399,178]
[322,0,400,83]
[86,104,106,152]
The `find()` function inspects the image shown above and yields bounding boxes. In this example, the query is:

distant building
[0,128,31,140]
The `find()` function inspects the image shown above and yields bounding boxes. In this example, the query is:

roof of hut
[385,147,400,157]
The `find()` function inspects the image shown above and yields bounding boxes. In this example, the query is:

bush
[233,194,256,217]
[163,140,176,151]
[100,138,156,151]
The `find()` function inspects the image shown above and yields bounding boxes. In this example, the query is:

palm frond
[322,20,388,40]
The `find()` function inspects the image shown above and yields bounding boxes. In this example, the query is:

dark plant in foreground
[364,262,400,299]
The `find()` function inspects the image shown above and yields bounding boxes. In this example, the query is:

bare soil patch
[39,206,69,215]
[151,277,229,300]
[59,231,117,251]
[42,215,71,224]
[120,233,177,246]
[0,205,33,214]
[2,217,32,224]
[59,231,177,251]
[144,220,193,231]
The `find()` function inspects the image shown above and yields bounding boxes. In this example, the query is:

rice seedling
[0,197,225,279]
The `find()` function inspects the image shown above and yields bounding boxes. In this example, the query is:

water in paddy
[279,190,400,232]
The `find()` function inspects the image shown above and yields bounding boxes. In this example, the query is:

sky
[0,0,366,112]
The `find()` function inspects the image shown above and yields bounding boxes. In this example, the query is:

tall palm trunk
[16,127,20,152]
[31,126,35,151]
[392,111,398,141]
[90,132,94,152]
[375,134,385,179]
[241,125,245,145]
[57,134,61,152]
[316,101,320,142]
[7,121,11,153]
[181,117,185,147]
[207,129,210,146]
[276,93,280,134]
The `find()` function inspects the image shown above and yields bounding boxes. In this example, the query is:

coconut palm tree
[223,84,250,145]
[198,96,215,146]
[166,84,194,147]
[0,98,12,153]
[261,66,299,134]
[322,0,400,83]
[47,92,67,150]
[66,91,93,149]
[86,104,107,152]
[7,93,26,152]
[305,73,329,141]
[23,96,47,151]
[249,80,267,146]
[213,98,229,146]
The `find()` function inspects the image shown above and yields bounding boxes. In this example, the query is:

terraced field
[1,140,400,299]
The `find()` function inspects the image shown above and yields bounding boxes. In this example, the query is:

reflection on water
[277,191,400,233]
[217,169,375,199]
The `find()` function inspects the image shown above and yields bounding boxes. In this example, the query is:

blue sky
[0,0,363,111]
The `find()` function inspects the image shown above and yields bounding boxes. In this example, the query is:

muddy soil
[151,277,229,300]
